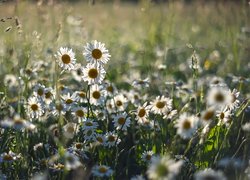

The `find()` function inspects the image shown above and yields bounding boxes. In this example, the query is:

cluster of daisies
[0,39,249,180]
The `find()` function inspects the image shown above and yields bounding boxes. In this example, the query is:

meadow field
[0,1,250,179]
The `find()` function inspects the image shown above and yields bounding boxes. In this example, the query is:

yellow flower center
[215,92,224,102]
[75,110,84,117]
[37,88,44,96]
[220,112,225,119]
[79,91,86,98]
[66,99,73,104]
[88,68,98,79]
[92,91,101,99]
[146,154,152,161]
[107,85,114,93]
[118,117,126,125]
[116,100,122,107]
[98,166,108,173]
[3,154,13,161]
[96,137,103,143]
[45,91,52,99]
[156,101,165,109]
[75,143,83,149]
[203,110,214,121]
[14,119,24,125]
[61,54,71,64]
[138,108,146,118]
[85,122,93,126]
[92,49,102,59]
[108,135,115,142]
[31,104,38,111]
[183,120,191,130]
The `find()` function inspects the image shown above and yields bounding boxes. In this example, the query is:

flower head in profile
[55,47,76,71]
[82,63,106,85]
[83,40,111,65]
[92,165,113,177]
[147,155,183,180]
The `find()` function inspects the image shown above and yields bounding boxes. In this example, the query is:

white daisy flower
[64,152,82,170]
[63,123,78,139]
[4,74,18,88]
[216,108,231,126]
[71,106,87,122]
[103,81,117,97]
[194,168,226,180]
[141,150,154,163]
[227,88,240,111]
[95,134,106,146]
[105,131,121,148]
[200,107,215,126]
[132,77,150,89]
[149,96,173,115]
[207,87,232,109]
[49,101,67,117]
[83,129,96,142]
[147,155,183,180]
[83,40,111,65]
[74,90,87,103]
[113,94,128,112]
[112,112,131,131]
[175,113,199,139]
[0,151,19,163]
[92,165,113,177]
[90,84,105,105]
[163,109,178,120]
[82,119,98,131]
[25,96,44,119]
[82,63,106,85]
[71,63,83,82]
[44,87,55,105]
[33,83,46,98]
[136,102,150,124]
[61,93,78,111]
[131,175,145,180]
[55,47,76,71]
[106,99,116,113]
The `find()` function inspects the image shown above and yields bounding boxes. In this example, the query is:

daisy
[136,102,149,124]
[127,89,141,106]
[44,87,55,104]
[33,83,46,98]
[92,165,113,177]
[200,107,215,126]
[132,77,150,89]
[147,155,183,180]
[150,96,173,115]
[61,93,78,111]
[227,88,240,111]
[49,101,67,117]
[131,175,146,180]
[72,106,87,122]
[25,96,44,119]
[194,168,226,180]
[83,40,111,65]
[64,152,82,170]
[216,108,231,126]
[55,47,76,71]
[82,119,98,131]
[74,90,87,103]
[83,129,96,142]
[0,151,19,163]
[112,112,131,131]
[106,99,116,113]
[113,94,128,112]
[103,81,117,97]
[141,150,154,163]
[90,84,105,105]
[105,131,121,148]
[82,63,106,85]
[175,113,199,139]
[63,123,78,139]
[71,63,83,82]
[207,87,232,109]
[4,74,17,88]
[95,133,106,146]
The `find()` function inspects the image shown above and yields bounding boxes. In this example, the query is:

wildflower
[55,47,76,71]
[95,133,106,146]
[82,63,106,85]
[242,122,250,132]
[103,81,117,97]
[105,132,121,148]
[83,40,111,65]
[136,102,149,124]
[0,151,19,163]
[147,155,183,180]
[113,94,128,111]
[44,87,55,104]
[83,129,96,142]
[49,101,67,117]
[71,63,83,82]
[33,83,46,98]
[216,108,231,126]
[194,168,226,180]
[200,107,215,126]
[131,175,145,180]
[82,119,98,131]
[227,89,240,111]
[150,96,173,115]
[72,106,87,122]
[4,74,17,88]
[141,151,154,163]
[90,84,105,105]
[74,90,87,103]
[113,112,131,131]
[132,77,150,89]
[61,93,78,111]
[163,109,178,120]
[92,165,113,177]
[207,87,232,109]
[63,123,78,139]
[25,96,44,119]
[175,113,199,139]
[64,152,82,170]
